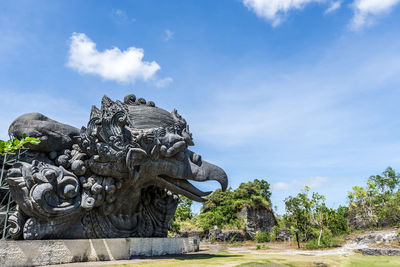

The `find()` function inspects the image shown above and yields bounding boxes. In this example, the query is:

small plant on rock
[0,134,40,156]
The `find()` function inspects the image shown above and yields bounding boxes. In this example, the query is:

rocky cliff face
[347,207,394,230]
[237,206,277,236]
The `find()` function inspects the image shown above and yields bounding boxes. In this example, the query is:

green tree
[197,179,273,231]
[348,167,400,227]
[169,196,193,234]
[284,186,323,240]
[233,179,271,209]
[174,196,193,221]
[324,206,349,236]
[283,186,348,247]
[197,188,238,231]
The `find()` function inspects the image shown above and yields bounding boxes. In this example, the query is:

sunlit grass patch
[108,253,400,267]
[234,260,288,267]
[340,255,400,267]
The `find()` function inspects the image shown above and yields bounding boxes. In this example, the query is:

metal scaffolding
[0,152,20,239]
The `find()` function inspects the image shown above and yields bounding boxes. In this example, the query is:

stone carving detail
[6,94,228,239]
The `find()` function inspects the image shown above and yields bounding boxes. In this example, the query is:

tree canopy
[197,179,272,231]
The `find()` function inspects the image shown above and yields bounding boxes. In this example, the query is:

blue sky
[1,0,400,214]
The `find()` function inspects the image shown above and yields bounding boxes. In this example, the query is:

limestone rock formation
[5,94,228,240]
[237,206,277,236]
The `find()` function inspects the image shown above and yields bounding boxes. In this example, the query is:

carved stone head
[6,94,228,239]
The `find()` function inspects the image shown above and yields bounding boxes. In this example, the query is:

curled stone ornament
[5,94,228,239]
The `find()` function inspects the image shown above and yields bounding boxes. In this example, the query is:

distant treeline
[170,167,400,249]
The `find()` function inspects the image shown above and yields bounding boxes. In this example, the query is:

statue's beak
[155,150,228,202]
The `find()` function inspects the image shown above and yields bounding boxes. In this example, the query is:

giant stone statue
[5,94,228,239]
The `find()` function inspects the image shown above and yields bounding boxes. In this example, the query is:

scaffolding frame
[0,149,24,239]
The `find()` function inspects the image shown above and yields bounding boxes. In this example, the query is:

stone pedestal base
[0,237,199,266]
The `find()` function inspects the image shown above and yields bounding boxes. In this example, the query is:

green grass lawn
[108,253,400,267]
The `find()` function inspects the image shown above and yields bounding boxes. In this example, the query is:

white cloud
[242,0,327,26]
[272,176,329,191]
[164,29,174,41]
[242,0,399,28]
[113,9,126,18]
[272,182,293,191]
[325,1,341,14]
[66,33,160,83]
[112,9,136,22]
[351,0,400,29]
[155,77,173,88]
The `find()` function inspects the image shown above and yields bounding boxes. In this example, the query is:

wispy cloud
[351,0,400,29]
[66,33,160,83]
[242,0,328,26]
[242,0,399,28]
[164,29,174,41]
[112,9,136,22]
[325,1,342,14]
[113,9,127,19]
[155,77,173,88]
[272,176,329,191]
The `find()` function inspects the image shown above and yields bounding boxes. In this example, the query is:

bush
[269,225,281,241]
[179,220,201,232]
[270,232,276,241]
[256,244,270,250]
[255,231,270,243]
[305,229,340,249]
[325,206,350,236]
[305,237,343,249]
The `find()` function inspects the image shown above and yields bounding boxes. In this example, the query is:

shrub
[255,231,270,243]
[256,244,270,250]
[305,229,338,249]
[269,225,281,241]
[270,232,276,241]
[179,220,201,232]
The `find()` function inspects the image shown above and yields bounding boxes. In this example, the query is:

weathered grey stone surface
[178,231,207,240]
[237,206,277,236]
[275,228,291,241]
[5,94,228,240]
[207,228,246,242]
[352,230,400,244]
[358,248,400,256]
[9,113,80,152]
[0,237,199,266]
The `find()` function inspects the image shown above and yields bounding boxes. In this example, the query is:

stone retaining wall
[0,237,199,266]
